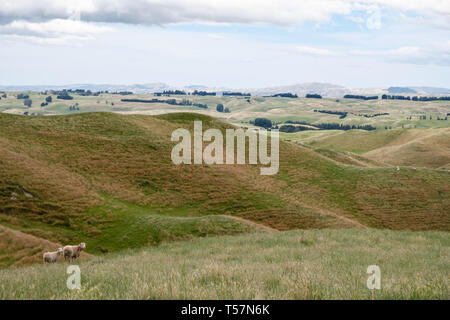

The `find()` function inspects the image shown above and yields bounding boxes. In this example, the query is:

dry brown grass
[0,112,448,267]
[0,225,91,267]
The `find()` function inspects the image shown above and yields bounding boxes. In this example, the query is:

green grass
[0,112,449,267]
[0,229,447,299]
[81,196,259,254]
[2,92,449,130]
[305,129,405,154]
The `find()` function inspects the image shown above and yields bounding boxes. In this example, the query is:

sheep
[43,248,63,264]
[63,242,86,262]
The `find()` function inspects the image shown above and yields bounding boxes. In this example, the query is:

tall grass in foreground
[0,229,448,299]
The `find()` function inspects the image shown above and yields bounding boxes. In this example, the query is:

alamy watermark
[171,121,279,175]
[67,265,81,290]
[367,265,381,290]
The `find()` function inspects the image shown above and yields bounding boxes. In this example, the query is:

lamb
[43,248,63,263]
[63,242,86,262]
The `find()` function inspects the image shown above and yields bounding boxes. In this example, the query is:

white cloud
[350,42,450,66]
[0,0,353,26]
[296,46,338,56]
[0,19,112,44]
[0,0,448,46]
[0,0,448,27]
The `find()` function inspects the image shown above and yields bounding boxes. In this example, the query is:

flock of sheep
[43,243,86,264]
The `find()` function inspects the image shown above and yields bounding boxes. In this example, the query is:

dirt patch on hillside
[0,225,92,268]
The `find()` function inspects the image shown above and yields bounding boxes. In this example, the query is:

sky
[0,0,449,88]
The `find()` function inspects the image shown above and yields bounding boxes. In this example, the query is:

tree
[224,107,230,113]
[45,96,52,103]
[216,103,224,112]
[17,93,29,99]
[24,99,32,107]
[254,118,272,128]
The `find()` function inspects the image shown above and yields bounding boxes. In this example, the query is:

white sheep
[63,242,86,262]
[43,248,63,264]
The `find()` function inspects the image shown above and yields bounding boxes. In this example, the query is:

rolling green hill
[0,112,449,267]
[302,128,450,169]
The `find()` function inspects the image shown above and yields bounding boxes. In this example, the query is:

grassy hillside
[2,91,450,130]
[0,112,449,266]
[0,229,448,299]
[301,128,450,169]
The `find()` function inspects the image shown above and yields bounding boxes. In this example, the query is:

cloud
[0,18,112,44]
[386,44,450,66]
[0,0,448,47]
[296,46,338,56]
[0,0,448,27]
[350,42,450,66]
[0,0,354,26]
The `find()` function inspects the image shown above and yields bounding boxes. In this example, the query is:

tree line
[121,98,208,109]
[306,94,322,99]
[223,92,251,96]
[382,94,450,101]
[192,90,216,96]
[279,122,376,132]
[155,90,187,96]
[344,95,378,100]
[314,109,347,118]
[265,93,298,98]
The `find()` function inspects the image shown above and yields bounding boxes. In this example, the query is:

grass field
[1,91,449,130]
[0,111,449,268]
[0,92,448,300]
[0,229,448,299]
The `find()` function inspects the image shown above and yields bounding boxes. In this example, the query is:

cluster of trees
[23,99,32,107]
[416,115,448,120]
[314,109,388,119]
[1,93,6,98]
[250,118,272,128]
[354,112,389,118]
[69,103,80,111]
[192,90,216,96]
[63,89,100,96]
[344,95,378,100]
[155,90,187,96]
[216,104,230,113]
[382,94,410,100]
[57,92,74,100]
[69,89,95,96]
[110,91,132,95]
[306,94,322,99]
[382,94,450,101]
[40,95,52,107]
[314,109,347,118]
[412,96,450,101]
[17,93,29,99]
[266,93,298,98]
[23,111,40,116]
[280,122,376,132]
[44,89,103,96]
[121,98,208,109]
[223,92,251,96]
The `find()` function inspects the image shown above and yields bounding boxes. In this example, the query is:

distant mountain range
[1,82,449,97]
